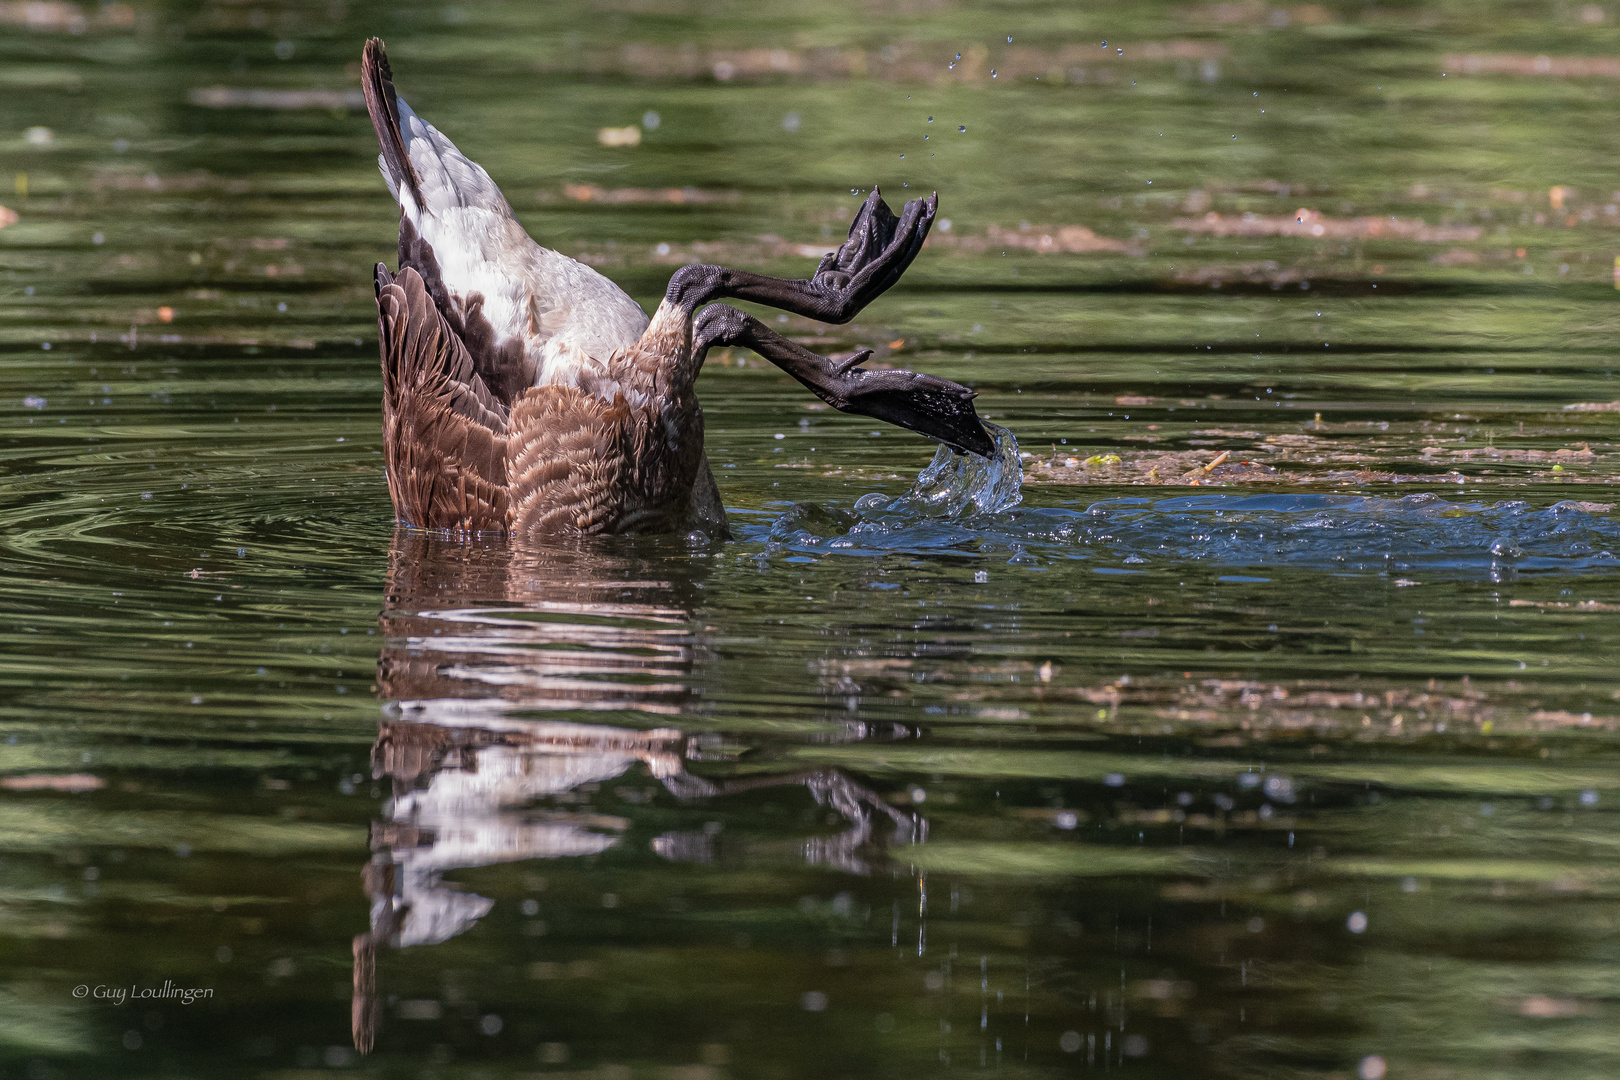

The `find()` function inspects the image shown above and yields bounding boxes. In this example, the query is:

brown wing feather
[376,264,512,533]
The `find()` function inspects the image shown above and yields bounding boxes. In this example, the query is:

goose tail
[361,38,423,212]
[360,37,511,222]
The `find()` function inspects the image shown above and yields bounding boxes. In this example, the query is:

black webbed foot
[801,188,937,323]
[665,189,938,324]
[813,352,994,458]
[694,304,994,458]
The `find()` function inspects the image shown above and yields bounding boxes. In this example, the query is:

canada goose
[361,38,993,540]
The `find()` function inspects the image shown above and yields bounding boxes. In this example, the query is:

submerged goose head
[361,38,993,541]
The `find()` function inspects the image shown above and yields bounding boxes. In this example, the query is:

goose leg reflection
[351,716,927,1052]
[652,769,925,875]
[352,531,929,1053]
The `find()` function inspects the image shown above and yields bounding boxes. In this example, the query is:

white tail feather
[385,96,512,222]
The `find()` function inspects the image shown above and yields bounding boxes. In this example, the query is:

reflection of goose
[377,531,701,720]
[352,720,921,1053]
[352,533,924,1052]
[368,717,685,949]
[361,38,991,539]
[353,716,687,1051]
[651,768,924,877]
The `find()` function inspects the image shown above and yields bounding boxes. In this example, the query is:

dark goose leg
[666,188,936,321]
[673,188,993,456]
[693,303,993,458]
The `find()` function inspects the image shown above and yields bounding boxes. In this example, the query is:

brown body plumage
[378,268,706,535]
[363,38,990,541]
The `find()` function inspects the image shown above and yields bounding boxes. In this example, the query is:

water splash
[763,424,1022,551]
[872,421,1023,518]
[757,432,1620,578]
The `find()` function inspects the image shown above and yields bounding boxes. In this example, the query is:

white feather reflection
[353,532,924,1053]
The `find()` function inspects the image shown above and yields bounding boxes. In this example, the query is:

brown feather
[377,271,711,537]
[361,38,423,211]
[376,264,512,534]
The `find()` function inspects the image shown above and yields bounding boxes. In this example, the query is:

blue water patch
[746,428,1620,578]
[754,491,1620,577]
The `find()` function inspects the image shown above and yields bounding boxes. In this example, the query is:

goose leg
[693,303,994,458]
[665,189,937,321]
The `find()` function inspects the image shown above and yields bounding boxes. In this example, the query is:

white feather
[381,95,651,388]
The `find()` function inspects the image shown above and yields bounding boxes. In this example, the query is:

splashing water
[761,423,1022,553]
[873,421,1023,518]
[757,423,1620,578]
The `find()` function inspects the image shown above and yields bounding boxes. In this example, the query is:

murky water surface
[3,3,1620,1078]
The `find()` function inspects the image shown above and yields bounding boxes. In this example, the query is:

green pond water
[3,2,1620,1077]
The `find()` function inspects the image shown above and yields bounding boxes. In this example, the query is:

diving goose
[361,38,992,540]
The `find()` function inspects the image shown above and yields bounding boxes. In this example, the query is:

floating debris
[0,1,135,33]
[595,125,642,147]
[558,183,738,205]
[1444,52,1620,78]
[930,223,1138,256]
[1173,206,1482,243]
[188,86,365,110]
[0,773,104,792]
[1025,431,1610,488]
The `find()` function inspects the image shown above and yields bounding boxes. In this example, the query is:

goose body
[362,38,990,540]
